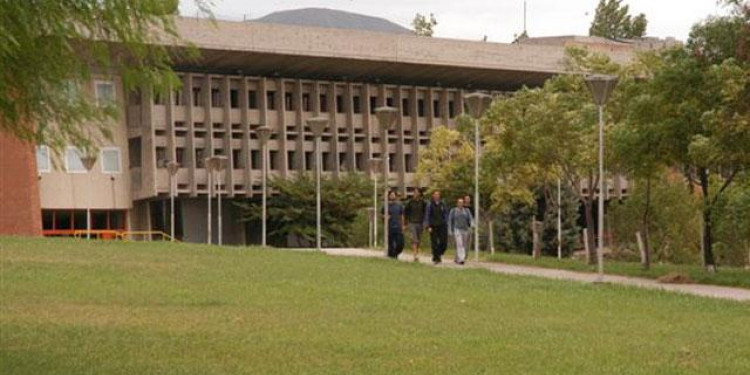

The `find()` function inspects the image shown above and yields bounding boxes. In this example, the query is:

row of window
[36,146,122,174]
[155,146,414,174]
[159,88,458,118]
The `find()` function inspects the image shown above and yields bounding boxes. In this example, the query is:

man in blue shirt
[383,190,405,259]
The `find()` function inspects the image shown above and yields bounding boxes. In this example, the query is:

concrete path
[322,248,750,303]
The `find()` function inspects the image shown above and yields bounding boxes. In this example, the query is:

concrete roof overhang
[170,17,634,91]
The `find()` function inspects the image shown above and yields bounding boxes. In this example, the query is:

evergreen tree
[589,0,648,39]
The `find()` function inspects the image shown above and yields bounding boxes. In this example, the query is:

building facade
[24,15,641,244]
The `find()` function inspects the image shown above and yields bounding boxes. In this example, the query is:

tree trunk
[640,175,652,270]
[698,168,716,271]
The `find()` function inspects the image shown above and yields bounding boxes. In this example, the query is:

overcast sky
[179,0,727,43]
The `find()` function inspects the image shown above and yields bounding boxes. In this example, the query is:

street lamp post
[307,117,329,252]
[256,126,272,247]
[585,74,619,281]
[213,156,228,246]
[557,178,562,259]
[166,161,180,241]
[367,158,382,248]
[374,107,398,257]
[81,154,97,240]
[464,92,493,262]
[205,156,215,245]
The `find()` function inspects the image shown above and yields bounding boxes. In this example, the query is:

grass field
[1,237,749,374]
[486,252,750,289]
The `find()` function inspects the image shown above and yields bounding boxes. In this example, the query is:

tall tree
[589,0,648,39]
[412,13,437,37]
[0,0,210,152]
[484,47,622,263]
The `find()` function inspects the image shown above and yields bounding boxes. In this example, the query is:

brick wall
[0,133,42,236]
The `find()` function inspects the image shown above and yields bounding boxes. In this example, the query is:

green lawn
[1,237,749,375]
[486,252,750,289]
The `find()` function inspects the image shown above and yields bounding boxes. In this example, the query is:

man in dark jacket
[404,188,427,262]
[423,190,449,264]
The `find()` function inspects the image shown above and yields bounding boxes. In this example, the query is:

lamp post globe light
[584,74,619,281]
[212,155,228,246]
[256,126,272,247]
[80,154,98,240]
[307,116,329,252]
[166,161,180,242]
[463,92,492,262]
[374,106,398,257]
[367,157,383,248]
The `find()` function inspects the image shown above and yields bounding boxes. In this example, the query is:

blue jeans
[388,229,404,258]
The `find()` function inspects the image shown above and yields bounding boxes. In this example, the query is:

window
[248,90,258,109]
[192,87,202,106]
[302,93,311,112]
[251,150,260,170]
[230,89,239,108]
[36,145,51,173]
[319,94,328,112]
[285,92,294,111]
[402,98,411,116]
[95,80,115,106]
[175,148,185,165]
[417,99,425,117]
[173,89,184,106]
[269,151,279,170]
[448,100,456,118]
[195,149,205,168]
[128,138,142,168]
[100,147,121,173]
[65,147,87,173]
[287,151,296,170]
[353,96,361,114]
[336,95,344,113]
[370,96,378,114]
[232,149,242,169]
[211,88,222,107]
[433,100,441,117]
[267,91,276,110]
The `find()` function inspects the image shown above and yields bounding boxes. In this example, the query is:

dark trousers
[388,229,404,258]
[430,224,448,261]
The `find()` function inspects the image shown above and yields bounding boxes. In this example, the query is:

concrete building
[18,10,645,244]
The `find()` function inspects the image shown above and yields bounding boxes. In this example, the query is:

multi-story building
[17,9,642,244]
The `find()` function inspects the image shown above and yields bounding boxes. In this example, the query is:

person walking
[404,189,427,262]
[424,190,449,264]
[383,190,405,259]
[463,194,475,250]
[448,197,475,265]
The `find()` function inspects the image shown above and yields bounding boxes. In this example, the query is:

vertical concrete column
[166,82,176,164]
[362,84,373,176]
[410,86,419,181]
[222,76,234,197]
[426,87,435,132]
[259,77,270,184]
[276,78,288,178]
[328,82,340,176]
[205,75,214,157]
[377,84,387,184]
[185,74,197,197]
[294,79,304,175]
[240,77,253,197]
[394,87,406,195]
[457,89,466,116]
[141,85,157,198]
[441,89,450,126]
[345,82,356,172]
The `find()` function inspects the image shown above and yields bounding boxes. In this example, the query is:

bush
[713,174,750,267]
[608,172,702,265]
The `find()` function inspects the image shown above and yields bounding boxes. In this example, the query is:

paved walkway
[322,248,750,302]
